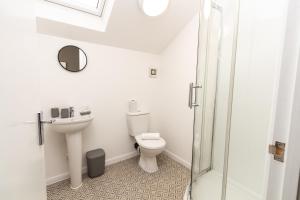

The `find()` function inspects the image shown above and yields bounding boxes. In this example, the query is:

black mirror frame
[57,45,88,73]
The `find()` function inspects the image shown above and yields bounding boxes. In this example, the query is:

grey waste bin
[86,148,105,178]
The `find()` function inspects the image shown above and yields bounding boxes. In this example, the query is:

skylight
[45,0,106,16]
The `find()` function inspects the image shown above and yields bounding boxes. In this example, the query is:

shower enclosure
[189,0,240,199]
[188,0,288,199]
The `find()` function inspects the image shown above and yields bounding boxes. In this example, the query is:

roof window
[45,0,106,16]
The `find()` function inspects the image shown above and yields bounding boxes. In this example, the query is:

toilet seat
[135,135,166,150]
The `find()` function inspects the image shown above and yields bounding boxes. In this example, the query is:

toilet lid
[135,135,166,150]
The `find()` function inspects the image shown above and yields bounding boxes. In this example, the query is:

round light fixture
[139,0,170,17]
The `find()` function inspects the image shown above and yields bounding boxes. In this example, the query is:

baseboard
[106,151,138,166]
[164,149,191,169]
[46,151,138,186]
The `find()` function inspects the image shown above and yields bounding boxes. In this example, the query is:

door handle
[188,83,202,109]
[37,113,43,146]
[37,112,52,146]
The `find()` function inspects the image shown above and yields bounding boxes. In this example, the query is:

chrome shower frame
[189,0,241,199]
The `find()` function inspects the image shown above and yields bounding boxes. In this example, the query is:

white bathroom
[1,0,300,200]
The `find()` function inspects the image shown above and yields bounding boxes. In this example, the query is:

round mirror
[58,45,87,72]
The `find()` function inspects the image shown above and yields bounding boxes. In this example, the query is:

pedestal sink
[49,115,93,189]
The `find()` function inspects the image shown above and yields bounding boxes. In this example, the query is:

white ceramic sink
[50,115,93,189]
[50,116,93,133]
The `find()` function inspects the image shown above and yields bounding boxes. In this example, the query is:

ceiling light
[139,0,170,17]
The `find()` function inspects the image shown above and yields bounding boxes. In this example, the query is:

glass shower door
[190,0,240,199]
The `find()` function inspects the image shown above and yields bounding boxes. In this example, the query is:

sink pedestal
[49,116,93,189]
[65,131,83,189]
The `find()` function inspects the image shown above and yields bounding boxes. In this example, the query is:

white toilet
[127,111,166,173]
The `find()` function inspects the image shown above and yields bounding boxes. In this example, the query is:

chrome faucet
[70,107,74,118]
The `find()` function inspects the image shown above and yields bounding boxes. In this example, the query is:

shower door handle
[189,83,202,109]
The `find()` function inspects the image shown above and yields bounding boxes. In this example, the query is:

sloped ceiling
[37,0,200,54]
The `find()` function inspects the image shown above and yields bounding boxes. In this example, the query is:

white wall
[157,16,199,167]
[38,34,160,183]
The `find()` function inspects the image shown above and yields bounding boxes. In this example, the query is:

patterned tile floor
[47,154,190,200]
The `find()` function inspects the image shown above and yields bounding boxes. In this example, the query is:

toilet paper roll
[129,100,138,112]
